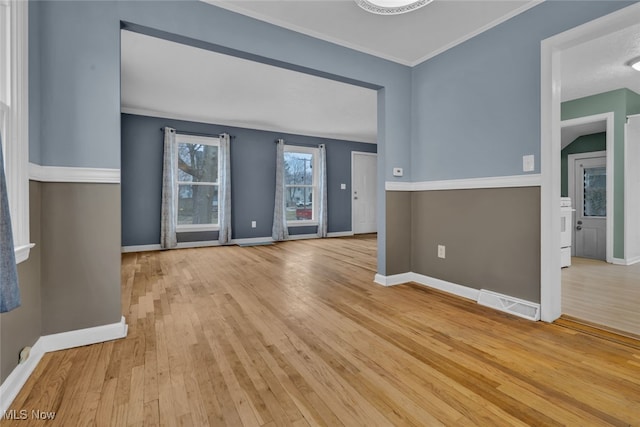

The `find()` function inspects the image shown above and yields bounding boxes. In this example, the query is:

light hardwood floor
[2,236,639,426]
[562,256,640,337]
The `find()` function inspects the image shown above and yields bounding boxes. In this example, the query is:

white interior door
[574,155,607,260]
[352,152,377,234]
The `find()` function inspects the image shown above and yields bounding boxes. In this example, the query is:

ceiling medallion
[355,0,433,15]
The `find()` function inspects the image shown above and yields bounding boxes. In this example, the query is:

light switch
[340,183,346,190]
[523,155,535,172]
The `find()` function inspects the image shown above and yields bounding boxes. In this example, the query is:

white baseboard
[0,339,46,416]
[39,316,128,353]
[626,256,640,266]
[122,232,356,253]
[0,316,128,414]
[327,231,355,238]
[411,273,480,301]
[374,273,541,320]
[374,272,479,301]
[121,244,162,253]
[612,256,640,266]
[374,272,413,287]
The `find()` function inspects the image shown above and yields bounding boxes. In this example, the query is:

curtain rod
[160,128,234,139]
[274,140,322,148]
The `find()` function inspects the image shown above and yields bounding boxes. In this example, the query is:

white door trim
[351,151,378,234]
[540,2,640,322]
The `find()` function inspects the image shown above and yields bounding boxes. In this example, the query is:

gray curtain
[317,144,328,238]
[272,139,289,241]
[218,133,232,244]
[0,134,20,313]
[160,127,178,249]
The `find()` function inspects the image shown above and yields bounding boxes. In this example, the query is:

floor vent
[477,289,540,321]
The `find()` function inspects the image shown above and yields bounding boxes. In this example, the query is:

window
[284,146,318,225]
[583,166,606,217]
[175,134,220,231]
[1,0,30,263]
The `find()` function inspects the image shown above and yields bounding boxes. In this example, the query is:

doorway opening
[541,3,640,337]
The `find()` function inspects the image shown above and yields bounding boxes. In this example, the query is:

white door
[352,153,377,234]
[573,155,607,260]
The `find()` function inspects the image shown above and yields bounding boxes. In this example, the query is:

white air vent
[477,289,540,321]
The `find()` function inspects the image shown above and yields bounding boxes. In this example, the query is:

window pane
[284,152,313,185]
[583,166,606,217]
[285,186,313,221]
[178,143,218,183]
[178,184,218,225]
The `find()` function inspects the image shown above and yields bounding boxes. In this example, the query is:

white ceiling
[121,1,541,144]
[561,22,640,102]
[561,120,605,150]
[561,21,640,145]
[207,0,540,66]
[121,1,640,146]
[121,30,378,143]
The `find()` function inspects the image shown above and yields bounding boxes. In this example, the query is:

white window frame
[175,134,220,233]
[1,0,31,264]
[284,145,319,227]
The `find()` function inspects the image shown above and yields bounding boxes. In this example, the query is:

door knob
[354,196,358,200]
[576,225,582,230]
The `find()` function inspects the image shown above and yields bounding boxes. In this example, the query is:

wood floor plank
[2,235,639,426]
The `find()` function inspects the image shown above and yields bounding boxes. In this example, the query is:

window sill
[15,243,35,264]
[287,221,318,228]
[177,226,220,233]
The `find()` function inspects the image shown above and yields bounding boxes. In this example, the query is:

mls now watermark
[2,409,57,421]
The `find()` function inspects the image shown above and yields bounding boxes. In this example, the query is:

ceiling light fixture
[629,57,640,72]
[355,0,433,15]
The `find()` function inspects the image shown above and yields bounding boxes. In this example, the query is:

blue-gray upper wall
[28,0,411,177]
[411,0,634,182]
[121,114,376,246]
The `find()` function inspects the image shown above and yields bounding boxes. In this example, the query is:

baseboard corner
[0,317,128,413]
[374,272,413,287]
[41,316,128,353]
[0,339,46,415]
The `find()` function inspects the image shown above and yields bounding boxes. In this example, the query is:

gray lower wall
[1,181,42,383]
[386,187,541,303]
[41,183,122,334]
[385,191,412,276]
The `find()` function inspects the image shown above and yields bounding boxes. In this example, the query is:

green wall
[561,88,640,259]
[561,133,606,197]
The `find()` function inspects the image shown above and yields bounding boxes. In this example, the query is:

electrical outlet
[251,221,257,228]
[19,346,31,364]
[437,245,446,259]
[393,167,403,177]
